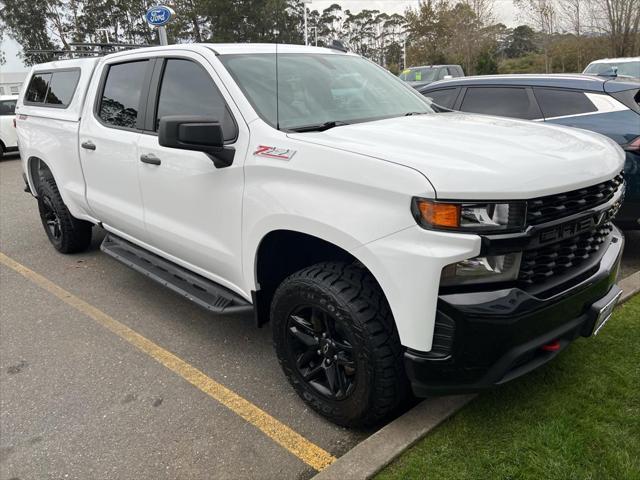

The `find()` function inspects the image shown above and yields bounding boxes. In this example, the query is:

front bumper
[405,226,624,397]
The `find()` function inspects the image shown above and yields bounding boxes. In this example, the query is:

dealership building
[0,71,27,95]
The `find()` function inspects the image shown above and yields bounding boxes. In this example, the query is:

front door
[136,54,248,293]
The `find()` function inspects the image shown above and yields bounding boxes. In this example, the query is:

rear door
[136,52,249,291]
[80,58,152,242]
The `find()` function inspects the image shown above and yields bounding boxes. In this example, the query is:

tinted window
[533,88,597,118]
[423,88,459,109]
[155,59,236,141]
[0,100,16,116]
[26,73,52,103]
[460,87,539,119]
[99,61,148,129]
[45,71,80,106]
[25,70,80,107]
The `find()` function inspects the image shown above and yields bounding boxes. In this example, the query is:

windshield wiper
[404,111,428,116]
[288,120,350,133]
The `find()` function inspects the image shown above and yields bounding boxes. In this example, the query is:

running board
[101,234,253,315]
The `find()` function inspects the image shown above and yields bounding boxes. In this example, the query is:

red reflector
[541,340,561,352]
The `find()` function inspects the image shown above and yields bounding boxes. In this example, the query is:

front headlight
[440,253,522,286]
[412,198,526,233]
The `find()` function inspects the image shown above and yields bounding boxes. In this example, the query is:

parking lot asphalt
[0,154,365,480]
[1,153,639,480]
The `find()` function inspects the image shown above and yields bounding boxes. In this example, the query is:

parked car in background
[0,95,19,157]
[583,57,640,79]
[398,65,464,88]
[419,74,640,229]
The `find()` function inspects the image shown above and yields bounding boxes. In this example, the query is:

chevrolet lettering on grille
[538,208,615,245]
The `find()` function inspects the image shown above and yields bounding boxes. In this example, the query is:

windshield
[219,53,433,131]
[398,67,439,83]
[584,61,640,78]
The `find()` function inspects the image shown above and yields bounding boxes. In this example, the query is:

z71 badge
[253,145,297,160]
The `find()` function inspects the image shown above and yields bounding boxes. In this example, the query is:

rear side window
[25,70,80,107]
[460,87,540,119]
[0,100,17,116]
[26,73,52,103]
[423,88,459,109]
[45,71,81,106]
[98,60,149,129]
[155,58,237,141]
[533,88,598,118]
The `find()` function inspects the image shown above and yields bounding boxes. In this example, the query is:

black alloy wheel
[286,305,357,400]
[272,262,408,427]
[37,176,93,253]
[41,195,63,242]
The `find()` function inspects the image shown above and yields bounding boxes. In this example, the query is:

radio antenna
[275,2,281,131]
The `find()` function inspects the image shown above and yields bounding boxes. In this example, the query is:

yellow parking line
[0,251,337,471]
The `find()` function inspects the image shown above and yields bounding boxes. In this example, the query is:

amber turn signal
[416,200,461,228]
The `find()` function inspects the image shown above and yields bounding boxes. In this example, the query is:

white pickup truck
[16,44,626,427]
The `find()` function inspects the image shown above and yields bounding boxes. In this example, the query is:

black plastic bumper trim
[405,226,624,397]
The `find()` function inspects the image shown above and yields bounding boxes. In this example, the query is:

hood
[289,113,625,200]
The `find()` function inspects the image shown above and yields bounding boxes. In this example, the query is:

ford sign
[145,5,174,27]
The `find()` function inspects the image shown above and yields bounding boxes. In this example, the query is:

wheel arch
[251,229,388,328]
[27,156,55,196]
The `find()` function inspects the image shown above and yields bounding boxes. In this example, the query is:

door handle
[140,153,161,165]
[81,141,96,151]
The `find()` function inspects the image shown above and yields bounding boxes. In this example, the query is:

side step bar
[101,234,253,315]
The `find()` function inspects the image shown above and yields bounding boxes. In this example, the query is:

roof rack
[25,42,149,60]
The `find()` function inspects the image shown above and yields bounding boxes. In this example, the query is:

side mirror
[158,115,235,168]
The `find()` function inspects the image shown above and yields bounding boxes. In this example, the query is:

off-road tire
[37,176,92,253]
[271,261,408,427]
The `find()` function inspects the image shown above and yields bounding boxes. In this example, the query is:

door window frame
[423,87,462,109]
[532,86,598,120]
[142,56,239,144]
[455,85,543,119]
[93,59,155,133]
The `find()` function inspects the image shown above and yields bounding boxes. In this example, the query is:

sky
[1,0,520,72]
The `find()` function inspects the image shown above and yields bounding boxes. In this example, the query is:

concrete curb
[313,395,475,480]
[314,271,639,480]
[619,270,640,303]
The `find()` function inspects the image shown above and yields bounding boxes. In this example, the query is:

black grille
[527,174,624,225]
[518,223,613,285]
